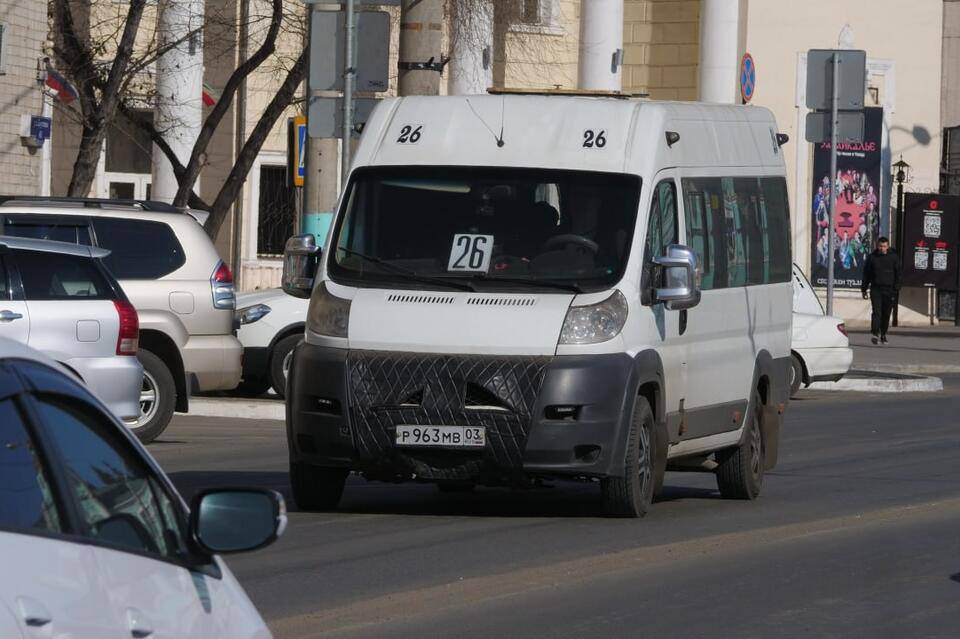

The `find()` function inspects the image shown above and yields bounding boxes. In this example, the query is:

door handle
[16,596,52,627]
[0,310,23,322]
[127,608,154,638]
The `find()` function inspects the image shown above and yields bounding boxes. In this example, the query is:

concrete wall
[622,0,700,99]
[0,0,47,196]
[743,0,943,326]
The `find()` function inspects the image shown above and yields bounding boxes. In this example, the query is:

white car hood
[346,289,575,356]
[236,288,286,308]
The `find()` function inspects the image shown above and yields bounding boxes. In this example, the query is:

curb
[808,370,943,393]
[849,364,960,375]
[186,398,285,420]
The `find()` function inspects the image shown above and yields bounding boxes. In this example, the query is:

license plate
[395,425,486,448]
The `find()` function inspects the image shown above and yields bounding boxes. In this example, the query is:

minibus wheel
[601,397,655,518]
[715,392,764,499]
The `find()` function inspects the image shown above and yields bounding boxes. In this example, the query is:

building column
[698,0,741,103]
[579,0,624,91]
[448,0,494,95]
[152,0,205,203]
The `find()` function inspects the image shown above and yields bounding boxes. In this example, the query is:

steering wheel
[542,234,600,255]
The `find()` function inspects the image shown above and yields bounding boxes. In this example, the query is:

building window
[521,0,541,23]
[257,165,296,257]
[106,110,153,175]
[511,0,561,34]
[0,24,8,75]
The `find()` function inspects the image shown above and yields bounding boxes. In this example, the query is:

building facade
[0,1,49,197]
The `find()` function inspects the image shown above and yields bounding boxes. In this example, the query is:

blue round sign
[740,53,756,103]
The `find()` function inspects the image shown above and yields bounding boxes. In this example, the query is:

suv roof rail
[0,196,182,213]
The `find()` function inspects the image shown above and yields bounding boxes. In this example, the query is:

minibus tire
[290,462,349,511]
[715,393,764,499]
[601,397,655,518]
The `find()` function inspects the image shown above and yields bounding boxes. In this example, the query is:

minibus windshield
[327,167,642,293]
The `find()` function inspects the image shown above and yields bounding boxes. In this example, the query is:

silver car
[0,237,142,421]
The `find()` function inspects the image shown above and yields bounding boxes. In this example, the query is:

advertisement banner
[901,193,960,291]
[810,106,884,288]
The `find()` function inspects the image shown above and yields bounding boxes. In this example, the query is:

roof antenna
[465,97,506,148]
[497,94,505,147]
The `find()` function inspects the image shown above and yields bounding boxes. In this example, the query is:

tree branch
[204,49,306,239]
[173,0,285,207]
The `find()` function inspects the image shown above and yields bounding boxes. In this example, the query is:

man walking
[861,237,901,344]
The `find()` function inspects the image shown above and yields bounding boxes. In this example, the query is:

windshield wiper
[468,273,584,293]
[335,247,475,292]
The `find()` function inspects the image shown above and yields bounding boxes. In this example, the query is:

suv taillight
[211,260,236,310]
[114,300,139,356]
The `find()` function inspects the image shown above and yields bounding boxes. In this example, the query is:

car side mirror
[652,244,701,311]
[190,489,287,554]
[282,234,322,299]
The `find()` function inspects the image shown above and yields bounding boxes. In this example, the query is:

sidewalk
[847,326,960,375]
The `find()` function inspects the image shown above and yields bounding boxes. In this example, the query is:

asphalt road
[152,376,960,639]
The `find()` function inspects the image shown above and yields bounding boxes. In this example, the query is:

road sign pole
[342,0,356,183]
[826,51,840,316]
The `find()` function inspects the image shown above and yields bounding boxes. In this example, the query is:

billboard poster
[810,106,884,288]
[901,193,959,291]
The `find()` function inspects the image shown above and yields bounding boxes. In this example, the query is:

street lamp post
[892,155,910,327]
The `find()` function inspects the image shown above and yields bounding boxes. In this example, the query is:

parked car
[0,197,243,442]
[0,236,142,421]
[0,337,283,639]
[790,263,853,396]
[235,288,307,397]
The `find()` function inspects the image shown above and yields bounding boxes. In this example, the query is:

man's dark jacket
[861,249,902,295]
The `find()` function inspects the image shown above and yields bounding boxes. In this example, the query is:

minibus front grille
[346,351,550,477]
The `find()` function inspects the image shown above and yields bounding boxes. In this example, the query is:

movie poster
[810,106,884,288]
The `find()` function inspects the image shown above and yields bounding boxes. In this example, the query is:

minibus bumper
[287,342,643,482]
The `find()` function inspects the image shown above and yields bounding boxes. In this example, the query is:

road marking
[269,496,960,637]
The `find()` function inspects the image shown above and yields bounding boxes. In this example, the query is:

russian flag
[45,66,78,105]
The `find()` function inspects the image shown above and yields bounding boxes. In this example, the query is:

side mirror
[652,244,701,311]
[190,489,287,554]
[282,234,321,299]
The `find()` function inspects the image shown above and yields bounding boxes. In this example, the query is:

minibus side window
[759,177,793,283]
[682,178,726,290]
[721,178,748,287]
[732,177,765,286]
[644,180,678,262]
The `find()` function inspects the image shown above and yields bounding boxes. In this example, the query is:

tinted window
[34,398,184,558]
[14,249,114,301]
[759,177,793,283]
[645,180,678,262]
[330,167,642,293]
[92,218,185,280]
[0,257,8,299]
[3,217,92,245]
[683,176,793,289]
[0,399,61,532]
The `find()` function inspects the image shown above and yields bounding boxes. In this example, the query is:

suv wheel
[269,335,302,399]
[601,397,655,518]
[290,462,349,511]
[789,354,804,397]
[126,349,176,444]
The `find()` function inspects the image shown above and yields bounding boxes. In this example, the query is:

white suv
[0,198,242,442]
[0,237,142,420]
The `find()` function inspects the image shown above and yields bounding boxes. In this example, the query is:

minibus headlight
[307,282,351,338]
[559,290,628,345]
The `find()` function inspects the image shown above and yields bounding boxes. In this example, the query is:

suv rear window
[14,249,114,301]
[3,217,92,245]
[92,218,186,280]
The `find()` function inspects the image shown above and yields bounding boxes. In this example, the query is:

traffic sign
[292,116,306,187]
[309,10,390,93]
[740,53,756,103]
[308,96,380,139]
[806,49,866,111]
[804,111,865,144]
